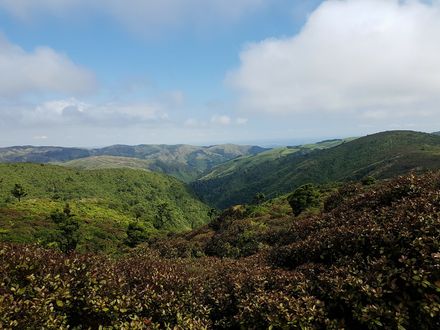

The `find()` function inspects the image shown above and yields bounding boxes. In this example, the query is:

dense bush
[1,172,439,328]
[287,183,321,216]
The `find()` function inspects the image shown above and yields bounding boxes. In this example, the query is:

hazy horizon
[0,135,339,149]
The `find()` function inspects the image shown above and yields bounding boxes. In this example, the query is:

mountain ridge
[0,144,268,182]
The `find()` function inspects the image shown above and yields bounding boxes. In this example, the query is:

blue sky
[0,0,439,147]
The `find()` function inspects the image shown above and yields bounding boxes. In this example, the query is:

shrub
[287,184,321,216]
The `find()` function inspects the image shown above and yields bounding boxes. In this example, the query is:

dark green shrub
[124,222,149,248]
[11,184,27,202]
[287,184,321,216]
[50,204,80,253]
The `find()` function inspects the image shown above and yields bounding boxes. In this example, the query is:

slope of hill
[61,156,153,171]
[0,163,210,253]
[0,144,268,182]
[193,130,440,209]
[0,146,90,163]
[201,138,355,180]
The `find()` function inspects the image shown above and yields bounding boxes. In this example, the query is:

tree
[50,203,80,253]
[132,204,145,220]
[208,208,219,220]
[11,184,27,202]
[252,192,266,205]
[287,184,321,216]
[154,202,173,229]
[124,222,148,248]
[361,176,376,186]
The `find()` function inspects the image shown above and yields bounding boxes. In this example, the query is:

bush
[287,184,321,216]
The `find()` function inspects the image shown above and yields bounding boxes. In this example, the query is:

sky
[0,0,440,147]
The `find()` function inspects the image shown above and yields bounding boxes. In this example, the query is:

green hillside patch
[59,156,153,172]
[194,131,440,209]
[0,163,210,253]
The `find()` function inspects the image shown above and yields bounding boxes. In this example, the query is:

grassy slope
[193,131,440,209]
[0,163,209,253]
[60,156,153,171]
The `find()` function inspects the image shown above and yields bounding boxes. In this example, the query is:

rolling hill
[0,144,268,182]
[61,156,153,171]
[0,163,210,253]
[201,138,355,180]
[193,130,440,208]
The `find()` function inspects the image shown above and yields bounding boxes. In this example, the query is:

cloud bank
[228,0,440,119]
[0,34,96,98]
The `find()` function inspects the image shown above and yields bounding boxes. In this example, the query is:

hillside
[0,144,267,182]
[0,146,90,163]
[1,171,439,328]
[0,163,210,253]
[61,156,153,172]
[201,138,355,180]
[193,130,440,208]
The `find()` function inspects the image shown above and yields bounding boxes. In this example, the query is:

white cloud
[32,135,48,140]
[228,0,440,119]
[0,0,267,30]
[236,117,248,125]
[0,34,96,98]
[211,114,232,125]
[184,118,203,127]
[185,116,248,128]
[18,98,168,127]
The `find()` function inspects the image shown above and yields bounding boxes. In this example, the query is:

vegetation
[200,138,354,181]
[0,163,210,253]
[2,130,440,327]
[49,204,80,253]
[10,184,27,202]
[287,183,321,216]
[0,144,267,183]
[0,171,439,328]
[193,130,440,208]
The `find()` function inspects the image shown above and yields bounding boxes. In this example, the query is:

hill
[193,130,440,208]
[201,138,355,180]
[0,163,210,253]
[0,144,268,182]
[0,146,90,163]
[1,171,439,328]
[60,156,153,172]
